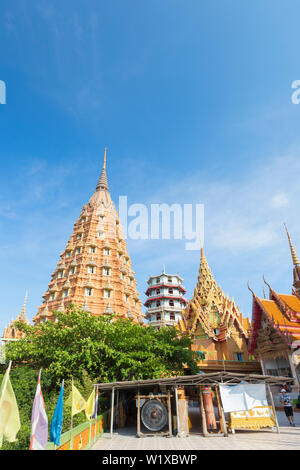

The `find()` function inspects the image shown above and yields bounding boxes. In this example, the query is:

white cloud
[270,193,289,209]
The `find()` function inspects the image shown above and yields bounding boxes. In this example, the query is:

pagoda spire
[17,290,28,322]
[96,147,109,192]
[284,223,299,266]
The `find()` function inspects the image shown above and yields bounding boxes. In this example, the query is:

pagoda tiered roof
[33,148,143,324]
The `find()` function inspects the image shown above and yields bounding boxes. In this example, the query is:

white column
[288,353,300,387]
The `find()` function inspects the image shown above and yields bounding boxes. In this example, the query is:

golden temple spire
[284,223,299,266]
[17,290,28,322]
[96,147,109,191]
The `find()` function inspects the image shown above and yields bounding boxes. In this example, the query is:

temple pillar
[202,386,217,431]
[288,352,300,387]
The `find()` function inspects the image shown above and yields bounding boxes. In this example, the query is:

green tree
[2,306,198,449]
[6,305,199,384]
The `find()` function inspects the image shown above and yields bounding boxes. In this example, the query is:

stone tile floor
[91,410,300,450]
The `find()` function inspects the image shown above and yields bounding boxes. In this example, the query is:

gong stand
[135,390,173,438]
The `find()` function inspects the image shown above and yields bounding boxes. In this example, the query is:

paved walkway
[92,411,300,450]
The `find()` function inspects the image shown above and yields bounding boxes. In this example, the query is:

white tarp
[219,384,268,413]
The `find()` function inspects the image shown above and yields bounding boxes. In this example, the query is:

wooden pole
[137,389,141,437]
[110,387,115,439]
[199,386,209,437]
[175,386,181,437]
[215,385,224,433]
[259,356,267,375]
[167,389,172,437]
[216,385,228,437]
[267,384,280,434]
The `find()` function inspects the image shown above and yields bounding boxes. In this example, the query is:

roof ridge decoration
[284,223,299,266]
[263,276,294,319]
[96,147,109,192]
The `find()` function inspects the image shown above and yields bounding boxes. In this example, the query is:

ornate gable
[182,249,249,342]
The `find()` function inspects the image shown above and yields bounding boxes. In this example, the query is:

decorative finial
[18,290,28,321]
[96,148,109,192]
[284,223,299,266]
[103,147,107,169]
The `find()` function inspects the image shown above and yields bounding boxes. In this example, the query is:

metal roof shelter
[94,372,293,438]
[94,371,294,391]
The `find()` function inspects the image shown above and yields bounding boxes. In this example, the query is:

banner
[29,370,48,450]
[0,362,20,447]
[219,384,268,413]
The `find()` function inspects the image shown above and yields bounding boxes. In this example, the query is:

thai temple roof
[248,225,300,355]
[180,248,250,342]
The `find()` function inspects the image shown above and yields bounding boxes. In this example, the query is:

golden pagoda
[179,248,260,372]
[2,291,30,340]
[34,149,143,324]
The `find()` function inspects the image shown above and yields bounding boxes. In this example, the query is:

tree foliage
[6,306,199,385]
[2,307,199,449]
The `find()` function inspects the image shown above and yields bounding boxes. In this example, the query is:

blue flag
[50,381,64,446]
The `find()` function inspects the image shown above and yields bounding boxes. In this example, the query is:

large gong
[141,399,168,432]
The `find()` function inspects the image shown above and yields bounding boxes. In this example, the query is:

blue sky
[0,0,300,332]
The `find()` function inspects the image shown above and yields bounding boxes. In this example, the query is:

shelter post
[174,385,181,437]
[110,386,115,439]
[215,385,228,436]
[199,386,209,437]
[137,389,141,437]
[167,389,172,437]
[267,384,280,434]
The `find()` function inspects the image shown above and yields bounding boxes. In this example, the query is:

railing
[197,359,261,369]
[46,412,108,450]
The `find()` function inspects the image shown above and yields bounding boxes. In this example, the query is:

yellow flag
[0,363,21,448]
[71,384,86,417]
[85,389,95,421]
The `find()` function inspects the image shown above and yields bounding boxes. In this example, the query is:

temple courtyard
[92,410,300,451]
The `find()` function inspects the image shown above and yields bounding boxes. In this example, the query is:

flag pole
[70,378,73,450]
[53,379,64,450]
[94,385,98,444]
[88,387,94,447]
